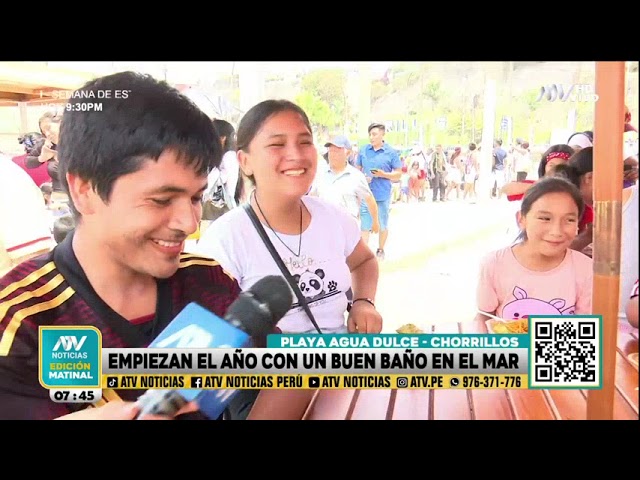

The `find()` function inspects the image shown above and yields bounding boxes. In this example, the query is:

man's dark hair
[368,123,385,134]
[58,71,222,219]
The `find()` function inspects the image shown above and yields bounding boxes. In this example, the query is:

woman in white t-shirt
[196,99,382,335]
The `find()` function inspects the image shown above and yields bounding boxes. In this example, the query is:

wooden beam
[0,82,41,95]
[22,97,68,105]
[0,62,95,90]
[0,92,29,102]
[0,94,68,104]
[587,61,626,420]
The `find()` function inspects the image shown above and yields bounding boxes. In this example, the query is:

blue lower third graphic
[39,326,102,388]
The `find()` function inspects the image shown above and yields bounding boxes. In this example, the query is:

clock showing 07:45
[49,389,103,404]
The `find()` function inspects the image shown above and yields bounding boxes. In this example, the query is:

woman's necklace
[253,191,303,257]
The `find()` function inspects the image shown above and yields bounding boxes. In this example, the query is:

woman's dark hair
[468,143,477,151]
[58,71,221,219]
[234,176,244,205]
[212,119,236,152]
[552,147,594,188]
[213,119,240,204]
[550,163,579,188]
[516,176,585,242]
[236,99,312,187]
[568,146,594,176]
[537,144,575,179]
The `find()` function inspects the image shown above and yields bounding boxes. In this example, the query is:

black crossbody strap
[243,203,323,334]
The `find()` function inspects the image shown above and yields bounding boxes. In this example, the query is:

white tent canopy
[178,86,243,122]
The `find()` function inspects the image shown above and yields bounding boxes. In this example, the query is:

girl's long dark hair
[234,176,244,205]
[551,147,594,188]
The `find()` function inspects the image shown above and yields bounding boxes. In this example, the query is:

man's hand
[347,301,382,333]
[56,400,199,420]
[371,219,380,234]
[371,169,387,178]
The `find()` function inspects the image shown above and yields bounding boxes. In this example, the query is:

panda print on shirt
[292,268,352,308]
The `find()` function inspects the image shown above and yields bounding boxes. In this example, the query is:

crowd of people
[0,70,637,420]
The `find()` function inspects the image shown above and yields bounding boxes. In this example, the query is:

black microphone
[135,275,292,419]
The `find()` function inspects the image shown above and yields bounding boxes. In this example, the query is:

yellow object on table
[187,224,200,241]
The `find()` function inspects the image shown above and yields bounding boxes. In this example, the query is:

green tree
[300,69,347,125]
[294,91,336,137]
[421,80,443,145]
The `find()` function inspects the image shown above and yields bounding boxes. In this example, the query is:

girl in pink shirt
[477,177,593,322]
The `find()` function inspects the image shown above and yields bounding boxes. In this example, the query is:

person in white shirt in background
[568,127,638,188]
[511,140,532,181]
[212,119,241,209]
[0,157,55,277]
[310,135,380,233]
[619,184,638,327]
[185,119,241,252]
[568,128,639,325]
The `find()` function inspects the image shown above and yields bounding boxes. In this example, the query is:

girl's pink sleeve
[477,253,499,314]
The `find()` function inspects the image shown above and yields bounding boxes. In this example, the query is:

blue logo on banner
[39,326,102,388]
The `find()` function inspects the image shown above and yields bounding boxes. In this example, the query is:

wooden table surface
[302,320,639,420]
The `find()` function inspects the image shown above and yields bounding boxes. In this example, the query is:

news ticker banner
[38,316,602,403]
[100,374,527,390]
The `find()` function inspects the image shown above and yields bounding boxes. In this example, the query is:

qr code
[530,317,601,388]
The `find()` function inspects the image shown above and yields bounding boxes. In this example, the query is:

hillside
[370,62,589,119]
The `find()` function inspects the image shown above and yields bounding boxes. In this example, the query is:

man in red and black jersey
[0,240,238,419]
[0,72,314,420]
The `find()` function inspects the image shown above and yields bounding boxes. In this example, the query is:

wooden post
[586,61,625,420]
[18,102,28,134]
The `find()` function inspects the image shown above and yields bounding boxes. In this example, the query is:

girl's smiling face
[238,110,317,200]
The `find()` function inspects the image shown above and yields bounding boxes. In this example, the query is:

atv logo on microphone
[536,84,599,103]
[154,324,215,348]
[39,326,102,389]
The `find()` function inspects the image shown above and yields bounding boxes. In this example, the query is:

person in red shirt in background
[502,145,579,243]
[625,105,636,133]
[12,132,52,187]
[503,144,575,200]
